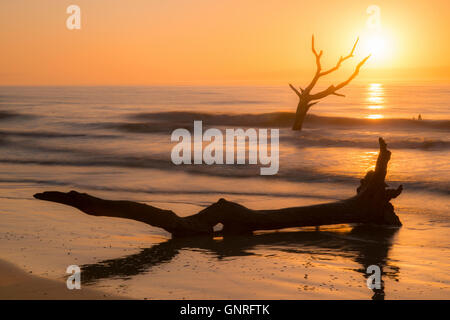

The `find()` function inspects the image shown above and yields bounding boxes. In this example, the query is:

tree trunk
[34,138,402,238]
[292,101,308,131]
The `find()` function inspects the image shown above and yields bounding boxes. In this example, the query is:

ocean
[0,83,449,299]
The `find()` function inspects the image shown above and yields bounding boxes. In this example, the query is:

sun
[359,30,394,64]
[366,35,387,58]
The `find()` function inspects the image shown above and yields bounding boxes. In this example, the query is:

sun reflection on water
[366,114,384,119]
[366,83,385,119]
[367,105,383,110]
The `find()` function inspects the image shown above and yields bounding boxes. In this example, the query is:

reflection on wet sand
[80,225,399,300]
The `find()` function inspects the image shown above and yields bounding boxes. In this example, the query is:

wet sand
[0,184,449,299]
[0,259,124,299]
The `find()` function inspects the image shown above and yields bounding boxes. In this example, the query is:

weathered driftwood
[34,138,402,238]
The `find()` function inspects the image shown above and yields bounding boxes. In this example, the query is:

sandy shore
[0,259,124,300]
[0,185,449,299]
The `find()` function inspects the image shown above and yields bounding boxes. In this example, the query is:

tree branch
[319,38,359,76]
[304,35,323,93]
[310,54,370,100]
[307,101,319,109]
[289,83,301,97]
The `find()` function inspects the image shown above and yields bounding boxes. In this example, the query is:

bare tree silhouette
[289,35,370,130]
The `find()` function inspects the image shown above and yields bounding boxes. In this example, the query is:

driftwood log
[34,138,402,238]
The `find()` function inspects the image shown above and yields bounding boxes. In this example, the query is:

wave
[116,112,450,131]
[196,99,265,105]
[127,111,295,127]
[0,178,340,202]
[0,129,118,139]
[0,157,448,196]
[283,135,450,150]
[3,123,447,151]
[97,111,450,150]
[0,111,28,120]
[101,113,294,134]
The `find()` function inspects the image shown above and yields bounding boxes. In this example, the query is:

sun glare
[367,35,386,57]
[360,6,394,66]
[361,32,392,62]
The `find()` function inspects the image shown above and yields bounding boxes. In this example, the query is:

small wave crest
[284,135,450,150]
[119,111,450,131]
[0,110,31,120]
[0,157,448,195]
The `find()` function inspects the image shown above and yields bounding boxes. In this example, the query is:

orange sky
[1,0,449,85]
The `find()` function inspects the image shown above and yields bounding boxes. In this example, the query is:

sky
[0,0,449,85]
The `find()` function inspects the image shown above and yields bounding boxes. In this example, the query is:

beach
[0,84,449,299]
[0,258,121,299]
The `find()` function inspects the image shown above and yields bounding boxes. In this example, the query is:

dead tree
[289,35,370,130]
[34,138,402,238]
